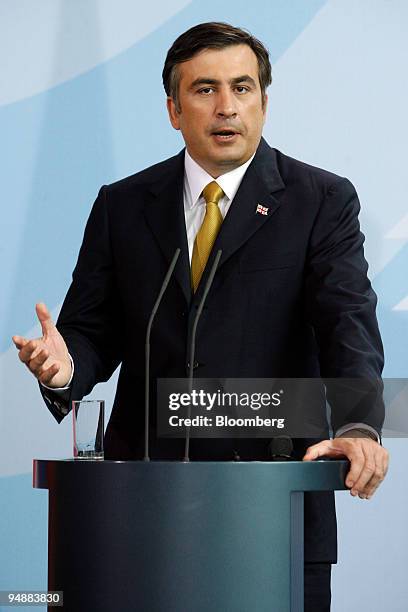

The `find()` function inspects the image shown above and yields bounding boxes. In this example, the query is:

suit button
[186,361,200,371]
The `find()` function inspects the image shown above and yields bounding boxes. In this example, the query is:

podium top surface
[33,458,348,492]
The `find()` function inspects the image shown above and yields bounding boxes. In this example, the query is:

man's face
[167,44,268,178]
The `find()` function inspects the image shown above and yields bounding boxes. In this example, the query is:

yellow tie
[191,181,224,292]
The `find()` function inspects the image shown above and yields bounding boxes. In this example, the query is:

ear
[166,97,181,130]
[262,93,268,119]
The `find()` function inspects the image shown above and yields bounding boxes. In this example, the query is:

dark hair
[162,22,272,111]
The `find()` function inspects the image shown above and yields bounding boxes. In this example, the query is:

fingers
[13,302,54,346]
[38,362,61,385]
[14,338,54,380]
[35,302,55,337]
[26,346,61,384]
[347,443,375,498]
[15,338,44,365]
[12,335,28,350]
[352,445,389,500]
[341,442,365,490]
[303,440,346,462]
[13,324,72,388]
[303,438,389,500]
[28,347,50,371]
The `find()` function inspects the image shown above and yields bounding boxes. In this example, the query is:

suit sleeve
[305,177,385,436]
[41,186,122,421]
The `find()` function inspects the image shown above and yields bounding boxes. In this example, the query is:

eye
[235,86,249,94]
[197,87,215,95]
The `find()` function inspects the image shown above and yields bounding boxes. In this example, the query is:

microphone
[144,248,181,461]
[183,250,223,462]
[268,436,294,461]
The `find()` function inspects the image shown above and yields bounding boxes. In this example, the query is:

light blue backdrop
[1,1,407,610]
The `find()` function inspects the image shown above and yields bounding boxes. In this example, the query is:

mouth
[211,129,240,143]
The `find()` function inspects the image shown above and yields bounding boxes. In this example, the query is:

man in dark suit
[13,22,388,611]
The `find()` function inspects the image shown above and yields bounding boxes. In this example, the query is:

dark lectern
[33,459,348,612]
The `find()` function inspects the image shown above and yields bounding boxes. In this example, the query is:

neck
[186,151,253,179]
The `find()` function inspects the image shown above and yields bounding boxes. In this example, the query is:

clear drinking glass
[72,400,105,459]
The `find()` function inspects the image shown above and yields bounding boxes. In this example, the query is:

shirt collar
[184,148,256,209]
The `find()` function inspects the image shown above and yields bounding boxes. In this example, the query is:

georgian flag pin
[256,203,269,216]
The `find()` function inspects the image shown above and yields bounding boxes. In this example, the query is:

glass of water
[72,400,105,459]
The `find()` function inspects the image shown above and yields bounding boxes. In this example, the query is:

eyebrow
[189,75,257,89]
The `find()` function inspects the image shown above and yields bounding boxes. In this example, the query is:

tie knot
[202,181,224,206]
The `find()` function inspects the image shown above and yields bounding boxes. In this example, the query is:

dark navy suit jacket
[41,137,384,562]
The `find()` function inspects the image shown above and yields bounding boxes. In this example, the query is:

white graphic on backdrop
[0,0,191,106]
[386,213,408,240]
[393,296,408,311]
[265,0,408,280]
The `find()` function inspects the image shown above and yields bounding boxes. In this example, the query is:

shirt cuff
[335,422,380,443]
[41,353,74,395]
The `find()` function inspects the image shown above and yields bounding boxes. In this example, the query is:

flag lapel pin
[256,203,269,216]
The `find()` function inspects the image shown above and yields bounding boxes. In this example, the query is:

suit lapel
[193,138,285,300]
[143,150,192,304]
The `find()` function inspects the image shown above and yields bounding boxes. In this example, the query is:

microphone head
[268,436,294,460]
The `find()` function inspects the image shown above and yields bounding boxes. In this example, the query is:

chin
[217,157,242,166]
[211,145,243,159]
[216,151,247,166]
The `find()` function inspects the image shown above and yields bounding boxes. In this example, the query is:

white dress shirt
[183,148,255,261]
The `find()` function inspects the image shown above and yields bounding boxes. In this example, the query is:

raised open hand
[12,302,72,388]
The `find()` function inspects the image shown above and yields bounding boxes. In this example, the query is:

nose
[215,87,237,119]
